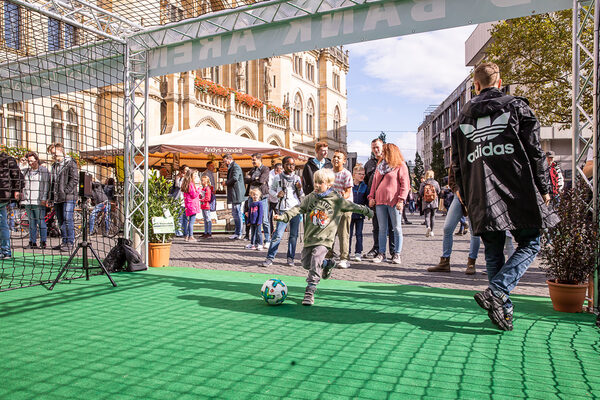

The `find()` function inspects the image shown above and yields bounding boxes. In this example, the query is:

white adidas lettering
[467,143,514,163]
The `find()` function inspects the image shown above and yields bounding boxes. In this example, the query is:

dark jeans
[480,229,541,313]
[349,218,364,255]
[250,224,263,246]
[371,209,395,253]
[56,201,76,245]
[424,208,435,229]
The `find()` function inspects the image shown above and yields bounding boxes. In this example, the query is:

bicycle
[11,205,83,240]
[89,201,120,238]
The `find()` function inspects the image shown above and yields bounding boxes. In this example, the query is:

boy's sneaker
[391,254,401,264]
[0,252,11,260]
[474,288,512,331]
[255,245,263,250]
[372,254,385,263]
[425,228,431,237]
[286,257,294,267]
[264,241,270,249]
[351,254,362,262]
[260,259,273,268]
[322,259,337,279]
[302,286,316,306]
[337,260,349,269]
[245,244,255,249]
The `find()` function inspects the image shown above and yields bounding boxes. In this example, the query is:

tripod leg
[87,244,117,287]
[49,245,81,290]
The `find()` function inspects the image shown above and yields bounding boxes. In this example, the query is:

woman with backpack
[199,175,214,238]
[419,170,441,237]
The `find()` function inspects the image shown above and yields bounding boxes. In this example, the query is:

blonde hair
[249,188,262,198]
[473,62,500,88]
[353,163,365,173]
[313,168,335,185]
[425,170,434,180]
[200,175,210,186]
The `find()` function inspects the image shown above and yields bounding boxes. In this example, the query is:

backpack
[168,180,181,199]
[423,183,436,203]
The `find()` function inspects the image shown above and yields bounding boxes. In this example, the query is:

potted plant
[539,181,598,312]
[132,172,182,267]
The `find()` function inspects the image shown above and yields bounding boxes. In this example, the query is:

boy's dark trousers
[302,245,329,286]
[250,224,262,246]
[349,218,364,255]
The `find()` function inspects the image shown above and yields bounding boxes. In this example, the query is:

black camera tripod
[49,200,117,290]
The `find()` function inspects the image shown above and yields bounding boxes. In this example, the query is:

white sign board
[152,216,175,234]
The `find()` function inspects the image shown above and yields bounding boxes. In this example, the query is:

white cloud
[348,131,417,165]
[347,107,369,122]
[347,26,475,102]
[348,139,373,160]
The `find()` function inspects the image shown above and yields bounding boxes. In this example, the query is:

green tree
[413,152,424,189]
[486,10,592,127]
[431,140,446,184]
[378,131,387,143]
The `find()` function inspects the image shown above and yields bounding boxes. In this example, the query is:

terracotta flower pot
[546,280,588,313]
[148,242,172,268]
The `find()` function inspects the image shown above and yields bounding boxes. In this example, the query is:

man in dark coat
[48,142,79,251]
[223,154,245,239]
[0,151,24,258]
[244,153,271,244]
[452,62,558,331]
[301,141,332,196]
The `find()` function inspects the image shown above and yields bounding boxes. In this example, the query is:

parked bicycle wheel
[10,208,29,240]
[105,212,121,238]
[73,209,83,239]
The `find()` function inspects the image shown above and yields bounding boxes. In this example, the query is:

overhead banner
[145,0,572,77]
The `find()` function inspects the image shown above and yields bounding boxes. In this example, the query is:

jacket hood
[462,88,528,119]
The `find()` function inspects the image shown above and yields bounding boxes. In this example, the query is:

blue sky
[345,26,476,164]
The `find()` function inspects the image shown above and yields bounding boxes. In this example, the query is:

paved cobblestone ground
[170,212,549,297]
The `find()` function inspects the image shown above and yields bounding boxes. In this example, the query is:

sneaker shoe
[430,231,435,237]
[184,236,190,242]
[255,245,263,250]
[322,259,337,279]
[428,257,450,272]
[337,260,349,269]
[264,241,271,249]
[474,288,511,331]
[503,312,514,331]
[403,220,413,225]
[302,286,316,306]
[260,259,273,268]
[61,244,74,253]
[40,242,47,249]
[0,252,12,259]
[52,244,63,251]
[391,254,401,264]
[240,235,247,240]
[25,242,38,249]
[286,257,294,267]
[188,236,197,242]
[245,244,255,249]
[365,249,378,258]
[425,228,431,237]
[351,254,362,262]
[455,231,464,236]
[228,234,238,240]
[372,254,385,263]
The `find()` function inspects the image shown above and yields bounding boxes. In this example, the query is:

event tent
[82,126,310,169]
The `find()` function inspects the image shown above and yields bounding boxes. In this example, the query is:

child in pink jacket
[199,175,214,238]
[182,169,200,241]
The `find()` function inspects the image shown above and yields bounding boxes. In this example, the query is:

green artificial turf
[1,267,598,400]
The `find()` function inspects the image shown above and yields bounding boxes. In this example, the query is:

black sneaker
[322,259,337,280]
[365,249,378,259]
[52,244,63,251]
[25,242,37,249]
[474,288,511,331]
[302,286,316,306]
[40,242,47,249]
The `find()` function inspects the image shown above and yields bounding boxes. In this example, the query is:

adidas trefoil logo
[460,112,510,143]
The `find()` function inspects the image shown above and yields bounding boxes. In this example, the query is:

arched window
[333,106,340,141]
[306,99,314,136]
[51,105,63,144]
[65,108,79,152]
[293,93,302,132]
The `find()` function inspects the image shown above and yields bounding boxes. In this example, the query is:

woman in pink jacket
[181,169,200,241]
[368,143,410,264]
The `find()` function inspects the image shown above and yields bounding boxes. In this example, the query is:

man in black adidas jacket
[452,63,558,331]
[0,151,24,258]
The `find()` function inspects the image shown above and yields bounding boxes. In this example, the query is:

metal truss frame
[572,0,600,311]
[123,46,149,260]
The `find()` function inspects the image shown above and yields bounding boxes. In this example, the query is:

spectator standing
[104,178,115,202]
[199,175,213,238]
[245,188,265,250]
[181,169,200,241]
[89,181,109,235]
[368,143,410,264]
[350,164,368,262]
[21,152,50,249]
[223,155,245,240]
[452,62,558,331]
[364,138,395,257]
[330,150,353,268]
[301,141,332,195]
[202,161,217,188]
[244,153,271,246]
[48,143,79,252]
[402,190,413,224]
[261,156,303,267]
[546,151,564,204]
[267,162,283,233]
[419,170,441,237]
[172,165,189,237]
[0,151,23,258]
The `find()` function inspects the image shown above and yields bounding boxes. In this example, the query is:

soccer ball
[261,278,288,305]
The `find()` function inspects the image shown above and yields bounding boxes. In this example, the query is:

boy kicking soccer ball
[274,169,373,305]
